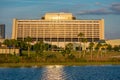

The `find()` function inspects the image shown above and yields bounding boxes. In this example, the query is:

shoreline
[0,62,120,68]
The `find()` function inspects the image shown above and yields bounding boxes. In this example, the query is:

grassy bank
[0,62,120,68]
[0,51,120,67]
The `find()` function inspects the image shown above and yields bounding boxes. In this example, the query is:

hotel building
[12,13,104,47]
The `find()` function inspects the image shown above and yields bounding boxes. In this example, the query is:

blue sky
[0,0,120,39]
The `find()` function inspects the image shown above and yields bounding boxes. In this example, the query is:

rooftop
[44,12,74,20]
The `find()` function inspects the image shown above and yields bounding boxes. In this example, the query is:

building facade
[0,24,5,39]
[12,13,104,47]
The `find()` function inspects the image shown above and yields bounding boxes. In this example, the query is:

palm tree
[89,42,95,60]
[25,36,32,57]
[63,43,73,57]
[96,40,107,59]
[77,32,84,57]
[82,38,88,57]
[102,43,108,57]
[107,44,112,51]
[96,43,102,59]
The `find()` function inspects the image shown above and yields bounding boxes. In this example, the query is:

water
[0,65,120,80]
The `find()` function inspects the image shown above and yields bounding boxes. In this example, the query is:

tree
[65,43,73,55]
[3,39,10,57]
[89,42,95,60]
[107,44,112,51]
[77,32,84,58]
[25,36,32,57]
[65,43,73,51]
[11,39,19,47]
[81,38,88,57]
[78,32,84,49]
[34,41,44,54]
[10,39,19,55]
[61,43,73,57]
[44,43,51,51]
[3,39,11,47]
[95,43,102,59]
[102,43,108,54]
[18,40,27,50]
[96,40,108,59]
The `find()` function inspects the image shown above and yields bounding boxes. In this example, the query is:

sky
[0,0,120,40]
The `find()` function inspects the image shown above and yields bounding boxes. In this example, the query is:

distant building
[106,39,120,47]
[12,13,104,47]
[0,24,5,39]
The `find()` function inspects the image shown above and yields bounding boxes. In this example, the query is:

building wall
[0,24,5,39]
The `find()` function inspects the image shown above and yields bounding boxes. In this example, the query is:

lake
[0,65,120,80]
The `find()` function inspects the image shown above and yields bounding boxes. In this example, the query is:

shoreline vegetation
[0,50,120,67]
[0,62,120,68]
[0,38,120,68]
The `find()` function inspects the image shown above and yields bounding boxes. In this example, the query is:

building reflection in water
[41,65,66,80]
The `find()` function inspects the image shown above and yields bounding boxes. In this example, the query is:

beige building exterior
[12,13,104,47]
[0,48,20,55]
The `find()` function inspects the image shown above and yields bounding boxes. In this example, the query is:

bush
[67,54,76,59]
[113,45,120,52]
[45,54,57,62]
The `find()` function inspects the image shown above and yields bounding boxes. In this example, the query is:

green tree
[78,32,84,50]
[3,39,11,47]
[89,42,95,60]
[25,36,32,57]
[81,38,88,57]
[18,41,27,50]
[65,43,73,55]
[11,39,19,47]
[44,43,51,51]
[77,32,84,58]
[66,43,73,51]
[3,39,10,57]
[102,43,108,54]
[95,43,103,59]
[61,43,73,57]
[107,44,112,51]
[34,41,44,54]
[10,39,19,55]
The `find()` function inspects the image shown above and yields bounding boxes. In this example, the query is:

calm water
[0,65,120,80]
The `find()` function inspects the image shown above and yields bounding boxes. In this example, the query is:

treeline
[0,37,120,63]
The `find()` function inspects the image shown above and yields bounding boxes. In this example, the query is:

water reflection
[41,65,66,80]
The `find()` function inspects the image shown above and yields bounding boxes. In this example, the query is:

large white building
[12,13,104,47]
